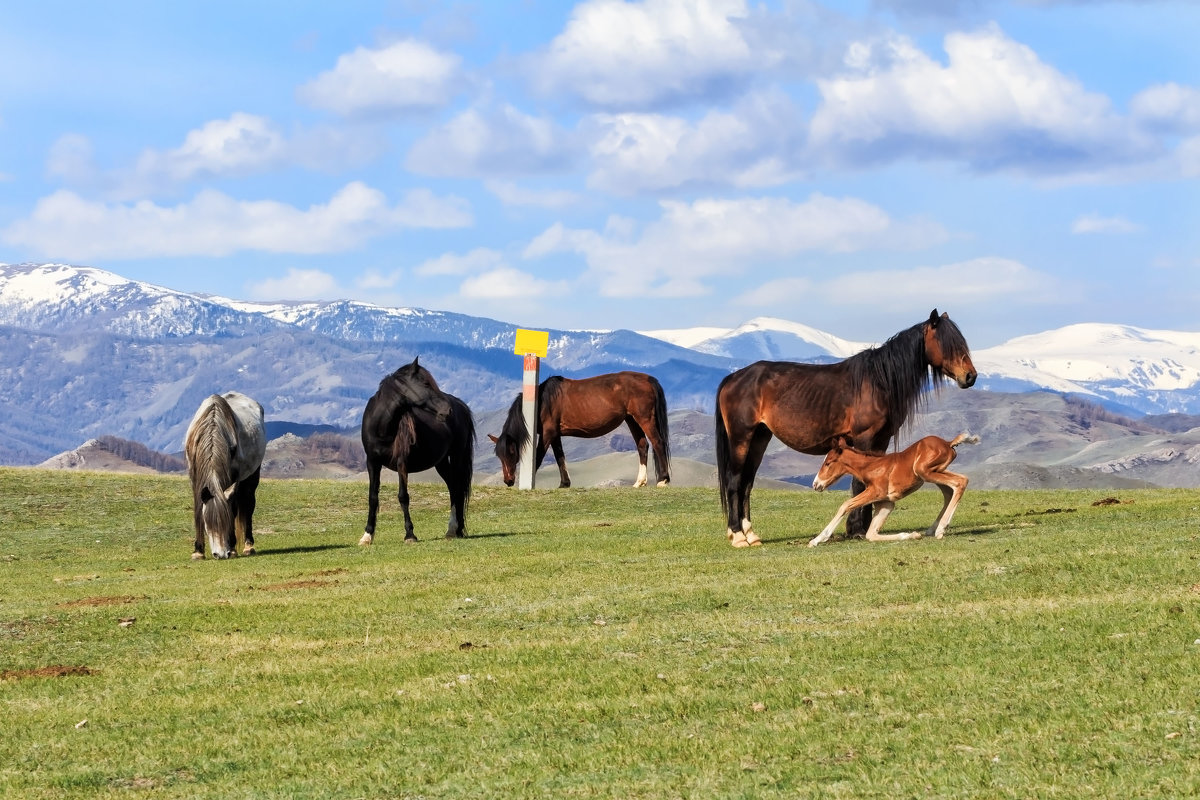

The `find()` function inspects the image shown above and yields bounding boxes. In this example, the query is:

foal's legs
[360,461,382,545]
[861,500,921,542]
[925,472,969,538]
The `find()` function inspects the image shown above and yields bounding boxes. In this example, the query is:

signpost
[513,329,549,490]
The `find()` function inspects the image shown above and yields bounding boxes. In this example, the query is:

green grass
[2,467,1198,798]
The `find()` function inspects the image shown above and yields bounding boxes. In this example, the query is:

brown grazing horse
[809,432,979,546]
[489,371,671,488]
[715,310,976,548]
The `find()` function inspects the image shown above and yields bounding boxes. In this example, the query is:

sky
[0,0,1197,348]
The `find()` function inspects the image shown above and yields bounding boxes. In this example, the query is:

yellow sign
[514,328,549,357]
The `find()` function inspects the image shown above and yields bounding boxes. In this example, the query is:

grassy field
[2,467,1198,799]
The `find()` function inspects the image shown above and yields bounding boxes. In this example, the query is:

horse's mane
[186,395,237,535]
[500,393,529,453]
[376,362,440,403]
[844,316,970,436]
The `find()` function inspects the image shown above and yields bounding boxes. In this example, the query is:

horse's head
[200,481,239,559]
[488,432,520,486]
[812,436,851,492]
[923,309,977,389]
[391,357,452,420]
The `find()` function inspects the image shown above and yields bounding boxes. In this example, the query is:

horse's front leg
[809,489,886,547]
[548,436,570,488]
[235,469,260,556]
[191,498,206,560]
[360,461,382,546]
[398,469,418,542]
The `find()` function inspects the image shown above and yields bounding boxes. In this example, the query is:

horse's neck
[835,449,879,480]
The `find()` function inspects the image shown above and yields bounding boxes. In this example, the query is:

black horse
[360,358,475,544]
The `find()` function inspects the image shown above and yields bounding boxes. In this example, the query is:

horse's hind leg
[862,501,921,542]
[360,461,382,546]
[927,473,968,538]
[625,418,650,487]
[435,459,467,539]
[235,469,260,556]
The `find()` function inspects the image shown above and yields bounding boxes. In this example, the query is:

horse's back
[222,391,266,476]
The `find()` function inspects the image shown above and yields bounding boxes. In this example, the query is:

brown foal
[808,433,979,547]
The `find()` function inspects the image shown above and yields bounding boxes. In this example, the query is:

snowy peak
[975,324,1200,396]
[641,316,868,361]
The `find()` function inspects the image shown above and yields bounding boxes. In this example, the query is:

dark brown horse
[489,371,671,488]
[360,358,475,544]
[715,310,976,547]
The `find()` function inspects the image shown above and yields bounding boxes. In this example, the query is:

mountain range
[2,262,1199,488]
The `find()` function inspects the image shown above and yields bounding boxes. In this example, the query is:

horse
[489,371,671,489]
[715,309,976,548]
[360,357,475,544]
[808,432,980,546]
[184,391,266,560]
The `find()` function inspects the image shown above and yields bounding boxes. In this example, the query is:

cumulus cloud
[586,90,807,194]
[415,248,507,276]
[246,268,343,301]
[1131,82,1200,135]
[459,267,570,299]
[1070,214,1143,235]
[528,0,772,109]
[485,180,581,209]
[406,105,577,178]
[2,182,472,260]
[524,193,948,297]
[298,39,464,117]
[47,114,387,199]
[808,25,1156,174]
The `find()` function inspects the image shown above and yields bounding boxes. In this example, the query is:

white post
[518,353,540,490]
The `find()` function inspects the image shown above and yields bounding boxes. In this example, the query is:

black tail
[649,376,671,474]
[714,377,732,516]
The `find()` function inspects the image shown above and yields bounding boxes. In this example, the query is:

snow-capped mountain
[2,261,1200,467]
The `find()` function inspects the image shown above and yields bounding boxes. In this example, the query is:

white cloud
[47,115,387,199]
[247,268,342,301]
[817,258,1059,306]
[1070,214,1144,235]
[459,267,570,299]
[485,180,581,209]
[298,39,463,117]
[525,193,948,297]
[406,105,577,178]
[1131,82,1200,135]
[586,90,807,194]
[2,182,472,260]
[809,25,1155,174]
[415,248,506,276]
[528,0,772,109]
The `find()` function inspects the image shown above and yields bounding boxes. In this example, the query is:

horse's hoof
[745,532,762,547]
[730,531,750,548]
[191,552,204,561]
[358,533,373,546]
[656,479,670,487]
[242,546,256,556]
[404,537,419,545]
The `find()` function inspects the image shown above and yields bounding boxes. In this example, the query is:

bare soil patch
[58,595,146,608]
[2,665,96,680]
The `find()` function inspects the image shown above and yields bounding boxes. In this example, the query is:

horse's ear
[411,356,420,367]
[929,309,940,327]
[487,434,499,443]
[223,483,237,501]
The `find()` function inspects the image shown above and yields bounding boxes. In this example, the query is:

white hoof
[358,533,373,546]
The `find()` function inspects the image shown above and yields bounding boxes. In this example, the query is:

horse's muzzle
[958,370,977,389]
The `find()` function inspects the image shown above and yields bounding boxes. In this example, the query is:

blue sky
[0,0,1196,348]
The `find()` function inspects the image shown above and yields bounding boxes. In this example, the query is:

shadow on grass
[253,544,354,557]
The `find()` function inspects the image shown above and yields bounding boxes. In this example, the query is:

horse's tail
[648,375,671,473]
[949,432,981,448]
[458,400,476,509]
[714,376,733,516]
